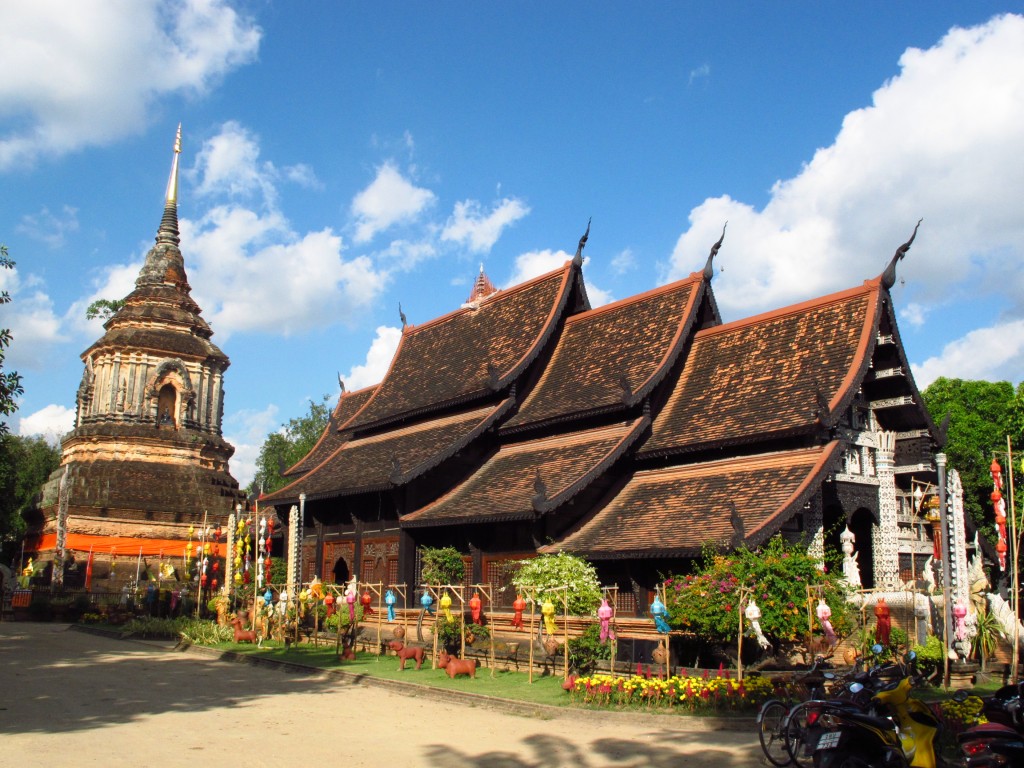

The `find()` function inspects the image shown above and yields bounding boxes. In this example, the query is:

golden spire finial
[165,123,182,205]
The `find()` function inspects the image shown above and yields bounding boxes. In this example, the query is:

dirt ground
[0,622,764,767]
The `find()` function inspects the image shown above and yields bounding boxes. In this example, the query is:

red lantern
[469,592,482,624]
[361,590,373,615]
[991,459,1003,490]
[200,573,208,587]
[265,556,271,570]
[992,489,1003,503]
[214,525,222,540]
[212,561,220,572]
[211,578,218,590]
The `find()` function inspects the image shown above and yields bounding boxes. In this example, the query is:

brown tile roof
[402,417,649,528]
[265,399,513,505]
[343,262,577,431]
[283,385,378,477]
[544,442,842,559]
[505,276,704,431]
[641,281,881,457]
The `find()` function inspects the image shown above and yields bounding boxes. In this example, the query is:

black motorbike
[957,682,1024,767]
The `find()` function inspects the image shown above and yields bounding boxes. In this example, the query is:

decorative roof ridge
[500,402,633,436]
[281,384,379,477]
[744,440,843,548]
[561,273,702,326]
[636,423,819,460]
[390,397,515,486]
[639,442,836,479]
[533,415,649,514]
[816,283,884,429]
[337,261,576,432]
[502,417,643,454]
[695,280,878,340]
[265,399,513,506]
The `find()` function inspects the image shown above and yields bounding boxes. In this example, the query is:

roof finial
[399,302,407,330]
[703,222,726,281]
[880,219,922,290]
[156,123,182,246]
[573,218,591,265]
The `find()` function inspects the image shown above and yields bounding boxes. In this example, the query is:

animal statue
[438,651,477,679]
[387,640,425,670]
[230,615,257,644]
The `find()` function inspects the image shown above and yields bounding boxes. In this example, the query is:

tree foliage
[663,536,852,649]
[0,245,24,435]
[419,546,465,585]
[512,552,602,616]
[251,395,332,494]
[0,434,61,556]
[921,377,1024,527]
[85,298,125,321]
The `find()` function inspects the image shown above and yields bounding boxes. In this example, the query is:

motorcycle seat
[960,722,1019,740]
[843,711,896,731]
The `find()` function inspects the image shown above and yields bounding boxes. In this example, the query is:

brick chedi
[29,128,245,584]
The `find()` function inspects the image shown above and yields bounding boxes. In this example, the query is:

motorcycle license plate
[816,731,841,751]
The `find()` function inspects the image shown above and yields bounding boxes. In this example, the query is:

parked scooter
[956,682,1024,767]
[811,650,945,767]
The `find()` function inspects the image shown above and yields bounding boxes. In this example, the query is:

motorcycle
[956,682,1024,767]
[811,651,945,767]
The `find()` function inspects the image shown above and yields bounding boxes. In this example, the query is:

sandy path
[0,623,764,767]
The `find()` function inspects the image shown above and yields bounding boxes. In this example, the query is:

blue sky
[2,2,1023,487]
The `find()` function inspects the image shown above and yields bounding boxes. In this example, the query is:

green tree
[0,434,61,557]
[0,245,24,435]
[251,395,332,494]
[512,552,602,616]
[85,298,125,321]
[921,377,1023,527]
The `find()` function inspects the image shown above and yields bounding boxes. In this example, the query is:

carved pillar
[949,469,969,609]
[286,504,299,593]
[805,493,825,569]
[872,430,901,589]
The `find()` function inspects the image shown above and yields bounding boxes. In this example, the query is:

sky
[1,2,1023,488]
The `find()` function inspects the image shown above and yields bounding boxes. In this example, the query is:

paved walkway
[0,622,765,767]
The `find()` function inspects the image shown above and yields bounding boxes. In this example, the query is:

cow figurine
[230,615,257,644]
[438,651,477,679]
[387,640,425,670]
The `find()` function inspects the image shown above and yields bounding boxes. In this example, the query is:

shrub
[663,536,852,651]
[419,547,465,586]
[568,624,612,674]
[512,552,602,616]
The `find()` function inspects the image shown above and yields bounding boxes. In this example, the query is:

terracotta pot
[392,626,405,640]
[652,646,668,664]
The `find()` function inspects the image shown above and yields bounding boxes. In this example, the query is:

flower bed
[567,668,775,712]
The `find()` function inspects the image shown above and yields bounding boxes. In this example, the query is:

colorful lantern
[650,595,670,633]
[469,592,482,624]
[346,587,357,622]
[325,593,336,617]
[874,597,891,646]
[420,591,434,614]
[440,591,452,621]
[598,598,615,644]
[541,598,557,636]
[816,598,836,645]
[385,589,396,622]
[512,595,526,630]
[744,598,770,649]
[953,603,969,642]
[360,590,373,615]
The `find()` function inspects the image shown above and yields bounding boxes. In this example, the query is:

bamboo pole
[562,585,569,681]
[472,583,496,678]
[527,587,537,684]
[602,586,619,676]
[1008,437,1019,684]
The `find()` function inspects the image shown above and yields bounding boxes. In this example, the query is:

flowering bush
[938,694,987,732]
[662,536,852,650]
[512,552,602,616]
[568,669,775,712]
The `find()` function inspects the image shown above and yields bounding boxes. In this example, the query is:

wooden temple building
[264,223,952,616]
[26,128,245,585]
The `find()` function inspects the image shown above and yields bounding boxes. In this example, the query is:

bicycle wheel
[757,699,792,766]
[784,701,818,768]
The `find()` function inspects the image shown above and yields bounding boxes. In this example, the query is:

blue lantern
[650,595,670,633]
[385,589,397,622]
[420,591,434,614]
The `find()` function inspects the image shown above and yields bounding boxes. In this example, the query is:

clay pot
[843,647,858,665]
[544,636,559,656]
[392,626,405,640]
[652,646,668,664]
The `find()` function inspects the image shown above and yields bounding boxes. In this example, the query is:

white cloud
[17,403,74,445]
[689,63,710,85]
[0,0,260,169]
[0,266,66,370]
[223,403,280,489]
[441,197,530,253]
[17,205,79,248]
[350,163,436,243]
[912,319,1024,389]
[899,303,928,329]
[666,13,1024,342]
[610,247,636,276]
[506,250,613,308]
[342,325,402,390]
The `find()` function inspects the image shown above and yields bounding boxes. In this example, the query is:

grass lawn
[208,639,572,708]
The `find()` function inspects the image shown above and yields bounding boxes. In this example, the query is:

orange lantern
[361,590,373,615]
